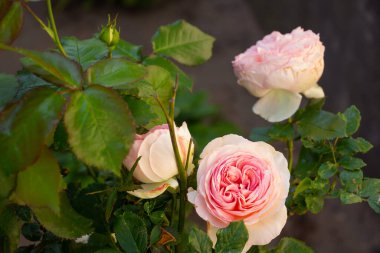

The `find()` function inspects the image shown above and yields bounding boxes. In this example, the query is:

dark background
[1,0,379,252]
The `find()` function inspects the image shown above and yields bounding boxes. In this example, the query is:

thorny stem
[46,0,67,56]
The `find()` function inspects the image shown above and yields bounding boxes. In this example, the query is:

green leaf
[305,195,324,214]
[0,2,23,45]
[32,193,93,239]
[13,148,63,214]
[317,162,338,179]
[294,178,312,197]
[95,249,123,253]
[368,194,380,213]
[87,58,146,88]
[0,205,22,253]
[149,211,169,226]
[0,87,65,175]
[62,37,108,70]
[105,188,117,222]
[21,223,42,241]
[272,237,314,253]
[150,225,161,246]
[340,170,363,193]
[15,70,54,98]
[188,226,213,253]
[152,20,215,66]
[0,169,15,200]
[297,110,346,141]
[0,73,19,107]
[114,212,148,253]
[360,178,380,198]
[124,95,157,128]
[19,50,82,89]
[340,191,362,204]
[113,39,143,62]
[144,55,193,90]
[337,137,373,155]
[341,105,361,135]
[338,156,366,171]
[215,221,248,253]
[64,85,135,176]
[249,127,273,142]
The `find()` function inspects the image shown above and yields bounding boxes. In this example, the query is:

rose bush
[233,27,325,122]
[188,134,290,252]
[124,123,194,199]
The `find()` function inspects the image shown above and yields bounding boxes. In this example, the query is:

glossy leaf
[32,193,93,239]
[15,70,54,98]
[272,237,314,253]
[215,221,248,253]
[13,149,63,214]
[64,85,135,176]
[0,87,65,175]
[152,20,215,66]
[62,37,108,70]
[113,39,143,61]
[114,212,148,253]
[297,110,346,141]
[144,55,193,90]
[19,50,82,89]
[341,105,361,135]
[0,2,23,45]
[0,73,19,107]
[87,58,146,88]
[188,226,213,253]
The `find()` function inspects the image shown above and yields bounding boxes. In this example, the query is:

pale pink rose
[233,27,325,122]
[124,122,193,199]
[188,134,290,251]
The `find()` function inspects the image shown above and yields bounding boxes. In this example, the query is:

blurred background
[1,0,379,252]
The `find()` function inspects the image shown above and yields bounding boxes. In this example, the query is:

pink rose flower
[188,134,290,251]
[124,122,193,199]
[233,27,325,122]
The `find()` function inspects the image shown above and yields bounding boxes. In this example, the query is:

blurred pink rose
[124,122,193,199]
[188,134,289,251]
[233,27,325,122]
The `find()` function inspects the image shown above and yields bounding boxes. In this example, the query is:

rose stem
[46,0,67,56]
[287,118,294,173]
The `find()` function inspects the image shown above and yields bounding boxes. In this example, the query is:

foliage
[0,1,378,253]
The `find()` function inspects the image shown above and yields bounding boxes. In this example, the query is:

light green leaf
[305,195,324,214]
[152,20,215,66]
[62,37,108,70]
[0,73,19,107]
[368,194,380,213]
[19,50,82,89]
[294,178,312,197]
[113,39,143,61]
[188,226,213,253]
[114,212,148,253]
[360,178,380,198]
[215,221,248,253]
[273,237,314,253]
[0,87,65,175]
[340,191,362,204]
[144,55,193,90]
[297,110,347,141]
[0,2,23,45]
[13,149,63,214]
[32,193,93,239]
[87,58,146,88]
[64,85,135,176]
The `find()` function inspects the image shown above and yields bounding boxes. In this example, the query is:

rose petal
[303,84,325,99]
[243,205,287,250]
[200,134,246,159]
[127,178,179,199]
[252,89,302,122]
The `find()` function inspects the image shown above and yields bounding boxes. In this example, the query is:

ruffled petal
[127,178,178,199]
[253,89,302,122]
[303,84,325,99]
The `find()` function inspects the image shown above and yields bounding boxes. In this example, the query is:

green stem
[287,118,294,173]
[46,0,67,56]
[21,1,53,39]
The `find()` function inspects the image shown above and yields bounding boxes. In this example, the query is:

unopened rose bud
[99,16,120,47]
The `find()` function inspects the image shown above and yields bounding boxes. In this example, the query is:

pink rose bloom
[233,27,325,122]
[124,122,193,199]
[188,135,290,251]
